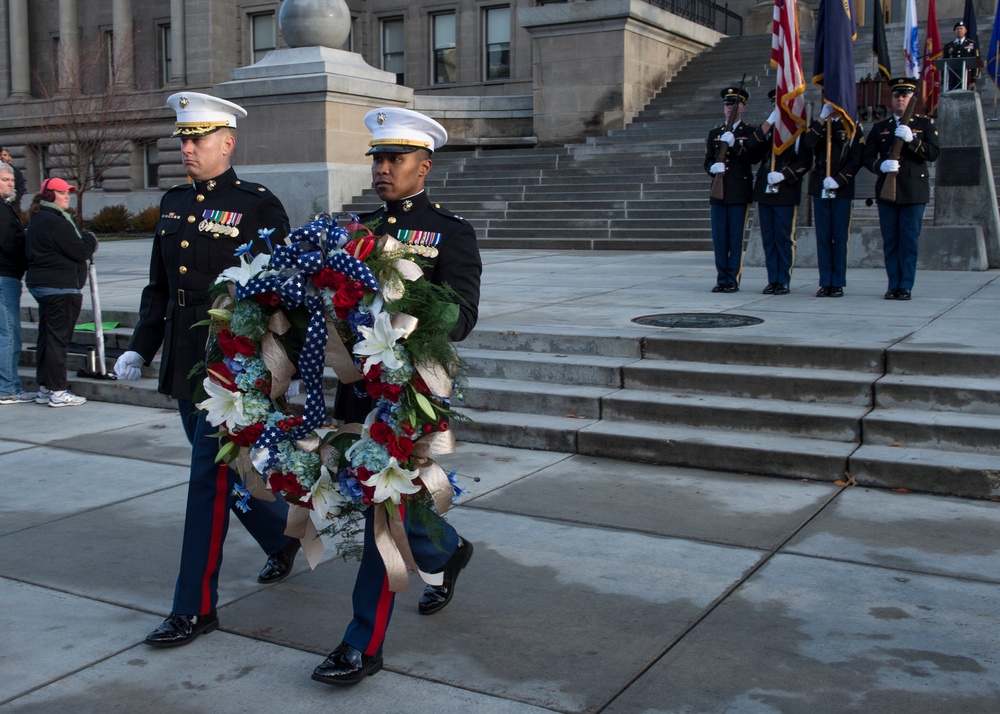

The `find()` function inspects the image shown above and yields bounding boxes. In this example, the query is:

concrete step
[875,373,1000,415]
[460,348,632,387]
[862,408,1000,454]
[849,444,1000,499]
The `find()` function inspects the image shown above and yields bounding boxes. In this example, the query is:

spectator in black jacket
[24,178,97,407]
[0,163,30,404]
[0,148,26,215]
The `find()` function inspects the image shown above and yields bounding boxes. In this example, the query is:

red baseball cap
[41,177,77,193]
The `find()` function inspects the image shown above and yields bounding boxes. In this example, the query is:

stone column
[169,0,186,83]
[59,0,79,90]
[112,0,134,86]
[8,0,31,97]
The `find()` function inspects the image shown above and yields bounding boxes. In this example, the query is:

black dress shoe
[311,642,383,686]
[815,286,831,297]
[722,282,739,293]
[829,287,844,298]
[762,283,776,295]
[773,283,790,295]
[896,289,911,300]
[884,289,898,300]
[258,538,300,584]
[144,611,218,648]
[711,283,725,293]
[418,537,474,615]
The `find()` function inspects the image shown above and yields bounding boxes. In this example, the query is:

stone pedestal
[213,47,413,226]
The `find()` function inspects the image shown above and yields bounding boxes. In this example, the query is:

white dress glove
[284,380,300,398]
[822,176,839,190]
[114,350,144,380]
[766,109,780,127]
[880,159,900,173]
[894,124,914,143]
[709,162,727,175]
[767,171,785,185]
[819,103,834,120]
[720,131,735,147]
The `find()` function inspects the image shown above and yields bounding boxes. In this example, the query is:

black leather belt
[176,288,211,307]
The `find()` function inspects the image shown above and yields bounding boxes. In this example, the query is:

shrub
[89,204,132,234]
[130,205,160,234]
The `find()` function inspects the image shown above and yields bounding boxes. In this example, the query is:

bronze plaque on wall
[936,147,981,186]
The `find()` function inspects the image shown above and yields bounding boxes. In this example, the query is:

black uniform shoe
[884,289,899,300]
[711,283,725,293]
[312,642,383,686]
[762,283,777,295]
[815,286,831,297]
[773,283,790,295]
[144,611,219,648]
[418,537,474,615]
[258,539,300,584]
[722,282,739,293]
[829,287,844,298]
[896,289,912,300]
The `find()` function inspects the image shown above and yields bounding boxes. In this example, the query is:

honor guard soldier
[943,20,980,90]
[863,78,940,300]
[800,101,865,297]
[704,86,756,293]
[312,107,482,687]
[114,92,300,647]
[747,89,811,295]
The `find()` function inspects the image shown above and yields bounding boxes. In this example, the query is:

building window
[251,12,276,63]
[144,143,159,189]
[484,6,510,81]
[52,37,60,89]
[432,13,457,85]
[382,18,404,84]
[159,25,172,85]
[105,30,115,86]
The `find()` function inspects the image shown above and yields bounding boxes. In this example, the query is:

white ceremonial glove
[819,103,834,120]
[822,176,840,190]
[767,171,785,185]
[894,124,914,143]
[114,350,144,381]
[766,109,780,127]
[720,131,735,147]
[709,162,727,175]
[284,380,300,398]
[880,159,900,173]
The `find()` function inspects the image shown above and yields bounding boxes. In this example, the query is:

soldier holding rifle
[863,77,939,301]
[704,85,756,293]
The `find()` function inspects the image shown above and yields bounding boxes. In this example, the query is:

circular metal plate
[632,313,764,329]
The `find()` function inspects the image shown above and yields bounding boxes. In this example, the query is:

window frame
[431,12,457,85]
[483,5,511,82]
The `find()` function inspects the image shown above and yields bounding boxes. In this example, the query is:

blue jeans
[0,276,24,395]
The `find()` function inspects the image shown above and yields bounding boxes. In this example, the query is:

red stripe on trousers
[200,464,229,614]
[364,503,405,655]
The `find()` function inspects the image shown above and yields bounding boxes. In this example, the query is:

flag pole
[993,42,1000,121]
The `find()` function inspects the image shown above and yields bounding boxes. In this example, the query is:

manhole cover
[632,313,764,329]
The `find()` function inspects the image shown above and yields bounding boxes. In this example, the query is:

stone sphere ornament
[278,0,352,49]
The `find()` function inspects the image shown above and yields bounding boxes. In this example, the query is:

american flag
[771,0,806,154]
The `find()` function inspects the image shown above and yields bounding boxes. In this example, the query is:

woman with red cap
[24,177,97,406]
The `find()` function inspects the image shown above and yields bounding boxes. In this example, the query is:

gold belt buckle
[177,288,186,307]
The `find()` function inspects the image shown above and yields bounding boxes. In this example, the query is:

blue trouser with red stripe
[343,503,459,656]
[172,400,292,615]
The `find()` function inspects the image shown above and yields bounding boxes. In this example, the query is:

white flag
[903,0,920,77]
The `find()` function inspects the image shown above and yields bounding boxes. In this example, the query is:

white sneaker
[0,391,34,405]
[48,389,87,407]
[35,386,51,404]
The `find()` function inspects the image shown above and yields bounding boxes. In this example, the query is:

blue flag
[989,1,1000,86]
[813,0,858,137]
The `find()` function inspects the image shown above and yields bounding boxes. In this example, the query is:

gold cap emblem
[179,96,189,108]
[377,112,388,125]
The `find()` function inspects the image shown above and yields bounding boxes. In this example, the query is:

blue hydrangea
[277,440,321,486]
[242,391,272,422]
[235,357,267,391]
[337,468,365,501]
[349,438,390,473]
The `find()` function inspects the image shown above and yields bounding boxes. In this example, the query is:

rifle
[709,74,747,201]
[878,87,918,202]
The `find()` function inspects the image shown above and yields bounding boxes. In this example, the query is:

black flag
[872,0,891,79]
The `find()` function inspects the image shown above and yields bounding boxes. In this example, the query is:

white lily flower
[354,312,407,370]
[361,457,421,505]
[216,252,275,286]
[308,467,348,527]
[196,377,248,427]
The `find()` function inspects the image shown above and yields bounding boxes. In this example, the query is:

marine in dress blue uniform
[312,107,482,687]
[746,89,811,295]
[862,78,940,300]
[114,93,298,647]
[800,103,865,297]
[705,86,756,293]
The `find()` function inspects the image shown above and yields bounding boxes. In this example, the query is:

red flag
[771,0,807,153]
[922,0,943,113]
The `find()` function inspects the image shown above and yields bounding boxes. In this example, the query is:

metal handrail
[644,0,744,36]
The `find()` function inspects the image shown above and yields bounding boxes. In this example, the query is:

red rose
[369,421,393,444]
[269,472,308,499]
[411,374,430,394]
[206,362,237,391]
[355,466,373,480]
[381,384,403,402]
[366,381,384,400]
[333,281,365,312]
[229,422,264,447]
[217,329,255,358]
[365,362,382,381]
[400,422,415,436]
[253,292,281,308]
[312,267,346,290]
[387,434,413,460]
